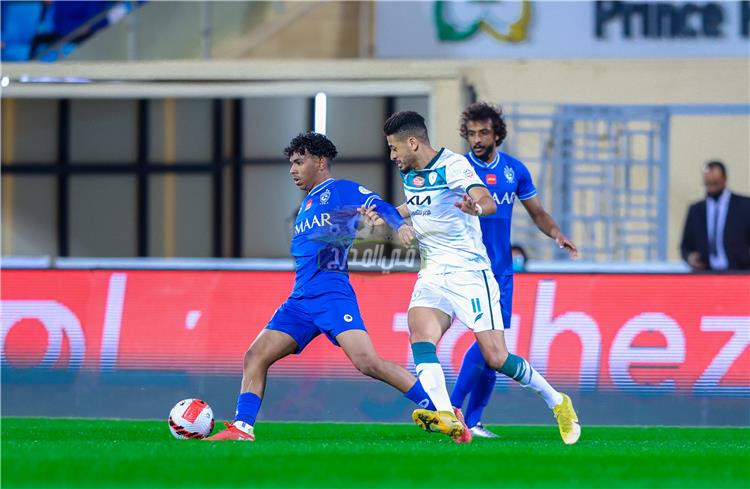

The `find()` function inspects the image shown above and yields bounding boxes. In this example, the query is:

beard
[402,154,419,170]
[472,146,494,162]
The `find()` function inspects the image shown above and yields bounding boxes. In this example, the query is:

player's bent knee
[484,351,509,371]
[243,347,272,371]
[242,349,255,370]
[352,355,382,378]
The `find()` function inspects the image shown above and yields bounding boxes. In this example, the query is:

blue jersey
[465,151,537,276]
[290,178,403,299]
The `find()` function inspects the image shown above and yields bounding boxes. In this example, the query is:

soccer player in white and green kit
[379,111,580,444]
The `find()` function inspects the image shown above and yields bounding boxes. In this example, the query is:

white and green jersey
[401,147,492,275]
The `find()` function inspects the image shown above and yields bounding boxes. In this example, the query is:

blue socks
[450,341,485,407]
[451,341,496,427]
[465,367,496,427]
[234,392,262,426]
[405,379,436,410]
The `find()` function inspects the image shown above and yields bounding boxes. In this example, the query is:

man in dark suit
[680,161,750,271]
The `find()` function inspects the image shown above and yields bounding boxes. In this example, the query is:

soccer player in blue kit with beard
[450,102,581,443]
[207,132,437,441]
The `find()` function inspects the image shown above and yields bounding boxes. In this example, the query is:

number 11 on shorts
[471,297,483,322]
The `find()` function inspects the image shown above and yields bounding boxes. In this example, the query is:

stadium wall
[3,59,748,262]
[2,269,748,425]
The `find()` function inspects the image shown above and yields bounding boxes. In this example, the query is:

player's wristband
[474,203,483,216]
[382,206,405,230]
[389,214,405,230]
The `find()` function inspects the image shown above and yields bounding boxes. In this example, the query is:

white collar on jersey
[468,151,500,169]
[308,178,335,196]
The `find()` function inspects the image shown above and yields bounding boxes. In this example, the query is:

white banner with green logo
[376,1,750,58]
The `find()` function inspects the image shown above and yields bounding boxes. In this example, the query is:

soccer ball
[168,398,214,439]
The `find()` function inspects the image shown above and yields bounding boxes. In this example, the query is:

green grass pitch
[2,418,749,489]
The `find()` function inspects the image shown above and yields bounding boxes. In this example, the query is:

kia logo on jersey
[412,176,425,187]
[486,174,497,185]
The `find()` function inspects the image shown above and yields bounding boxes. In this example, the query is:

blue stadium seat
[1,1,44,61]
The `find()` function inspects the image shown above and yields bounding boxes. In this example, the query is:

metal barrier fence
[503,103,748,262]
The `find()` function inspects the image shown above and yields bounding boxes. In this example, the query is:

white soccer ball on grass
[168,398,214,439]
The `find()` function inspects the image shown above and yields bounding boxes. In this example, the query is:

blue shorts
[265,294,367,353]
[496,274,513,330]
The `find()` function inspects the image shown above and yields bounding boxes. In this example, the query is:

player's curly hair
[459,102,507,147]
[283,132,338,161]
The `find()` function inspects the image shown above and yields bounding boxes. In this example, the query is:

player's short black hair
[704,160,727,178]
[460,102,508,147]
[383,111,429,142]
[283,132,338,161]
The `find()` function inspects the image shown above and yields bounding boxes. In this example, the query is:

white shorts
[409,269,504,332]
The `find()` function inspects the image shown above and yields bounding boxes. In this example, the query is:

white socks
[520,365,564,409]
[499,353,564,409]
[234,420,254,435]
[415,362,453,411]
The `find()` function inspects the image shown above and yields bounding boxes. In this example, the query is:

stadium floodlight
[314,92,327,135]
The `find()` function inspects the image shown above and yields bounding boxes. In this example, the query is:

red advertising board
[2,270,748,395]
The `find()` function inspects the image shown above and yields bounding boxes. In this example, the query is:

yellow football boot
[552,393,581,445]
[411,409,465,438]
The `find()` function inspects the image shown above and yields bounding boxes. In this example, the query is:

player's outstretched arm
[521,196,578,259]
[453,186,497,216]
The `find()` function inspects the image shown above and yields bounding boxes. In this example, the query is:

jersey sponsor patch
[464,168,474,177]
[492,191,516,205]
[294,212,332,235]
[428,172,437,185]
[305,200,312,211]
[486,174,497,185]
[406,194,431,206]
[413,176,425,187]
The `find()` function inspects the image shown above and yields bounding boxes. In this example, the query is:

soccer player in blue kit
[450,102,580,442]
[207,132,435,441]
